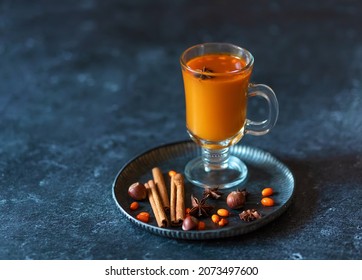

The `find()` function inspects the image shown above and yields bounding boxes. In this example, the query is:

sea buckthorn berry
[211,214,220,224]
[218,218,228,227]
[136,212,150,223]
[197,221,206,230]
[217,208,230,217]
[168,170,177,177]
[261,197,275,207]
[262,187,274,197]
[185,207,191,217]
[129,201,139,211]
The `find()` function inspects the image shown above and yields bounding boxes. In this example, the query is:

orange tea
[182,53,253,142]
[180,43,278,188]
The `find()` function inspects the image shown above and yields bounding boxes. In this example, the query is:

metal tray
[112,141,294,240]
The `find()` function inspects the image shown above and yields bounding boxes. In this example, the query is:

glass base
[184,155,248,189]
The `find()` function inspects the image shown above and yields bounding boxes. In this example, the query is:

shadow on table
[175,153,362,254]
[223,153,360,237]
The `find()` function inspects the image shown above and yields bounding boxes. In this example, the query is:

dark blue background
[1,0,361,259]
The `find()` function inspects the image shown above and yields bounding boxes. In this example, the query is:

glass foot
[184,155,248,189]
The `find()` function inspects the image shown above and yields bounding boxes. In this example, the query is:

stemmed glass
[180,43,279,188]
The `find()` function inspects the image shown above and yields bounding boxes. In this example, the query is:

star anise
[203,186,222,200]
[239,209,262,222]
[189,194,214,217]
[194,66,214,80]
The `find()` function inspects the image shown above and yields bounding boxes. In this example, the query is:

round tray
[112,141,294,240]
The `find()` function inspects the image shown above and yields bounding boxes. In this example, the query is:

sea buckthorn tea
[183,53,252,143]
[180,43,279,188]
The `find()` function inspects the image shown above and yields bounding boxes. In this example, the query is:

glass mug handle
[245,84,279,136]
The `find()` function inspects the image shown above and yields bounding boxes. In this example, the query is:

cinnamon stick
[170,175,177,225]
[145,182,160,226]
[170,173,185,226]
[146,179,169,228]
[152,167,170,211]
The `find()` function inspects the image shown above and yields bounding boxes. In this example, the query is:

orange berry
[211,214,220,224]
[185,207,191,214]
[197,221,206,230]
[136,212,150,223]
[218,218,228,227]
[130,201,139,211]
[261,197,275,207]
[217,208,230,217]
[168,170,177,177]
[262,187,274,197]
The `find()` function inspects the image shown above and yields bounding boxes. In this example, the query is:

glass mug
[180,42,279,188]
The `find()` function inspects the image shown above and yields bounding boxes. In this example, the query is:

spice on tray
[226,189,247,209]
[128,182,147,201]
[128,167,268,230]
[182,216,199,231]
[189,195,214,217]
[170,173,185,226]
[152,167,170,211]
[203,186,222,200]
[145,180,169,228]
[239,209,261,222]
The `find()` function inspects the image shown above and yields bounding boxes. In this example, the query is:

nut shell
[182,216,198,231]
[128,182,147,200]
[226,190,246,209]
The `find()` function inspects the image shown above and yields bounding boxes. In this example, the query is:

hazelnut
[226,189,247,209]
[128,182,147,200]
[182,216,198,231]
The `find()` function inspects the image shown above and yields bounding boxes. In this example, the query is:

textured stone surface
[0,0,361,259]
